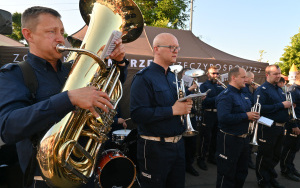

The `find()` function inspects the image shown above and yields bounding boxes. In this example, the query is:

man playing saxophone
[216,67,259,188]
[280,71,300,182]
[0,6,128,187]
[197,66,224,170]
[130,33,193,187]
[254,65,291,188]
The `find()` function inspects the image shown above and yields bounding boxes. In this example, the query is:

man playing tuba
[0,6,128,187]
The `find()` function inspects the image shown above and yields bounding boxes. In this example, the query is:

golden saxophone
[36,0,144,187]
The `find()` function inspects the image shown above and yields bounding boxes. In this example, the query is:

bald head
[153,33,178,47]
[152,33,179,70]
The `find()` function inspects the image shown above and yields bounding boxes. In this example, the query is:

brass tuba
[36,0,143,187]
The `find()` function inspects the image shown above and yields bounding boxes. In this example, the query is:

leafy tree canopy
[135,0,190,29]
[277,29,300,76]
[7,12,24,42]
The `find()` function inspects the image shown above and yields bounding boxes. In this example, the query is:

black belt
[205,109,217,112]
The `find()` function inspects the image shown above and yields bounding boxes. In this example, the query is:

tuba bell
[36,1,144,187]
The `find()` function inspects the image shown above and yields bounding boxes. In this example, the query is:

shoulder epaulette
[0,63,18,72]
[136,67,149,75]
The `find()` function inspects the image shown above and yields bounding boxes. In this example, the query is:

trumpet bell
[185,69,205,78]
[169,65,183,74]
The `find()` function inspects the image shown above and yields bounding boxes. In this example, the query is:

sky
[1,0,300,64]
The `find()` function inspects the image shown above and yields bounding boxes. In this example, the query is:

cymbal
[169,65,183,73]
[185,69,205,78]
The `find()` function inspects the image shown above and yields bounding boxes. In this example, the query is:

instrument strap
[18,60,38,102]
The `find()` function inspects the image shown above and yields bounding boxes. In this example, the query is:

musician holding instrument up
[0,6,128,188]
[197,66,224,170]
[130,33,193,187]
[216,67,259,188]
[254,65,291,188]
[280,71,300,182]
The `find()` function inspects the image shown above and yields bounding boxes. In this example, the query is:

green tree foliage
[135,0,189,29]
[7,12,24,42]
[277,29,300,76]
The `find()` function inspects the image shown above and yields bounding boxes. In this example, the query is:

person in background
[216,67,259,187]
[254,65,291,188]
[197,66,224,171]
[243,71,257,170]
[280,71,300,182]
[182,68,200,177]
[130,33,192,187]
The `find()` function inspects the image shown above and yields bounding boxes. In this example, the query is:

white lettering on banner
[190,62,195,68]
[139,59,145,67]
[183,62,188,68]
[131,59,137,67]
[197,63,201,69]
[13,54,20,62]
[125,59,263,74]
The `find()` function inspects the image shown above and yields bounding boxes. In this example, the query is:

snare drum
[112,129,131,145]
[97,149,136,188]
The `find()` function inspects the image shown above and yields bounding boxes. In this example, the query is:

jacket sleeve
[254,88,284,114]
[0,67,75,145]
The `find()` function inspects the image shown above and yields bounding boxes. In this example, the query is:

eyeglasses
[209,72,220,75]
[157,45,180,52]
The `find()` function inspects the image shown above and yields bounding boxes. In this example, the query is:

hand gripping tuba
[36,1,143,187]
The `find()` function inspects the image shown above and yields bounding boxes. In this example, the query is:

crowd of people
[0,5,300,188]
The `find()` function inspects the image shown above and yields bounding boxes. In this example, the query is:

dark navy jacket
[242,84,254,105]
[0,52,128,173]
[130,62,184,137]
[216,85,252,135]
[200,80,224,109]
[254,81,288,124]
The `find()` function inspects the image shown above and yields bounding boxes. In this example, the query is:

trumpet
[215,77,227,89]
[251,81,261,86]
[249,95,261,146]
[170,65,198,137]
[285,89,298,123]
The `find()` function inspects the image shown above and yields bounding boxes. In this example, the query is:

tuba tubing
[36,1,143,187]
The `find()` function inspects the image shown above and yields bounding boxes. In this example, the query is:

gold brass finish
[36,0,143,187]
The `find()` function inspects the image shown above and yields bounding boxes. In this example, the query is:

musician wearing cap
[197,66,224,170]
[280,71,300,182]
[130,33,193,187]
[254,65,291,188]
[216,67,259,187]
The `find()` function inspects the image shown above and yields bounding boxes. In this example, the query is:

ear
[22,28,33,42]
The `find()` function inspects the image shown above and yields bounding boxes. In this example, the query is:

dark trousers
[216,131,249,188]
[137,138,185,188]
[280,128,300,174]
[198,111,218,161]
[256,124,284,185]
[184,117,197,168]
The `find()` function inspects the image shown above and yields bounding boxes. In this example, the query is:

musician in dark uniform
[242,71,257,169]
[0,6,128,188]
[130,33,193,187]
[254,65,291,188]
[197,66,224,170]
[216,67,259,187]
[280,71,300,182]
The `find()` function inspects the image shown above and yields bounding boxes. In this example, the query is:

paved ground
[185,153,300,188]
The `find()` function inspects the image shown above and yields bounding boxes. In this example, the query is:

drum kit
[96,127,139,188]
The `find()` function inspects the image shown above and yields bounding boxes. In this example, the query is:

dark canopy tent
[0,26,269,128]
